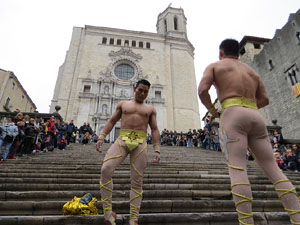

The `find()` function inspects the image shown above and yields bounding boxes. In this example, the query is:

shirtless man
[96,79,160,225]
[198,39,300,225]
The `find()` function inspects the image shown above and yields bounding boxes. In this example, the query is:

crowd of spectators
[246,130,300,172]
[151,117,221,151]
[269,130,300,172]
[153,118,300,174]
[0,112,97,164]
[2,112,299,173]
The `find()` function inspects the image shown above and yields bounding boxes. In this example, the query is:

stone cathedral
[50,6,201,140]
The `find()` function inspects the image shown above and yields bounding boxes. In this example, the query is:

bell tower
[156,6,188,39]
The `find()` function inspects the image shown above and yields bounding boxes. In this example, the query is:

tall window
[268,59,274,70]
[288,70,299,85]
[296,32,300,42]
[164,19,167,32]
[132,40,136,47]
[102,37,107,44]
[174,16,178,30]
[11,82,15,89]
[139,41,143,48]
[146,42,151,49]
[117,39,121,45]
[114,64,135,80]
[124,40,129,46]
[5,97,10,108]
[109,38,114,45]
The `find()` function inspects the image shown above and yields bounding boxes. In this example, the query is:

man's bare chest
[122,104,150,118]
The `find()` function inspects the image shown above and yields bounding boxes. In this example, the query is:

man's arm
[198,64,219,117]
[149,107,160,163]
[101,102,123,135]
[96,102,122,152]
[256,77,269,109]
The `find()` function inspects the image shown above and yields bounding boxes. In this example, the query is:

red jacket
[47,120,56,134]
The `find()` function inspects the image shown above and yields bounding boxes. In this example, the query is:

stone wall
[249,9,300,139]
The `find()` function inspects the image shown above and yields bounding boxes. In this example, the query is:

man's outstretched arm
[198,64,219,117]
[96,102,122,152]
[149,107,160,163]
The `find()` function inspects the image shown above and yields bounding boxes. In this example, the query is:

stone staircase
[0,143,299,225]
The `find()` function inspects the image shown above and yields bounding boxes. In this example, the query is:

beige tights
[220,106,300,225]
[100,137,148,222]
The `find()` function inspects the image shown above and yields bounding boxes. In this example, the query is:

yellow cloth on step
[62,196,98,216]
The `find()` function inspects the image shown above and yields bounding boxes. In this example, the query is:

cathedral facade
[50,7,200,140]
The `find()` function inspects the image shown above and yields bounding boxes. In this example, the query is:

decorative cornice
[109,46,143,60]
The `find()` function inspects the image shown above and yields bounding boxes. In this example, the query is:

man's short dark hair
[219,39,239,56]
[136,79,151,88]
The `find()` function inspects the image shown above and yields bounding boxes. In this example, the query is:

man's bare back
[199,57,269,111]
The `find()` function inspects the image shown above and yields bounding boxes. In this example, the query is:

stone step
[0,189,282,201]
[0,143,297,224]
[1,177,288,185]
[2,182,297,192]
[0,199,286,216]
[0,212,292,225]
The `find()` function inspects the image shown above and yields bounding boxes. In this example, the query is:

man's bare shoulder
[145,103,156,113]
[205,61,219,70]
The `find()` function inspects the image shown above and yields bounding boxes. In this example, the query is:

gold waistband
[119,129,147,151]
[221,97,258,110]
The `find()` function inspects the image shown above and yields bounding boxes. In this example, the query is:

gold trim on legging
[103,138,124,163]
[227,163,254,225]
[131,142,147,177]
[129,142,147,220]
[100,179,113,213]
[274,179,300,225]
[130,188,144,220]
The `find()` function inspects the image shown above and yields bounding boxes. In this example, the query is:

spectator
[8,113,25,159]
[186,129,193,147]
[212,131,221,151]
[292,144,300,158]
[147,134,152,145]
[47,116,57,149]
[57,121,67,141]
[87,123,93,135]
[22,118,38,156]
[41,134,51,152]
[202,127,210,149]
[82,132,90,145]
[274,152,287,170]
[0,117,18,162]
[58,135,67,150]
[66,120,76,144]
[79,122,89,142]
[287,150,300,172]
[272,130,284,144]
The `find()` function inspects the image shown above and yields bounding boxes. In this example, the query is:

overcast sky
[1,0,300,127]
